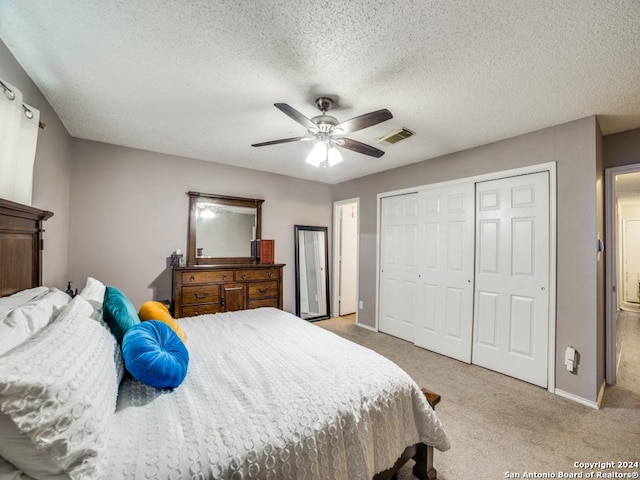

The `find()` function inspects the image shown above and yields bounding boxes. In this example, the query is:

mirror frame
[294,225,330,321]
[187,191,264,265]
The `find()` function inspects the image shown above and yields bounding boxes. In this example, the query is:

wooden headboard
[0,197,53,297]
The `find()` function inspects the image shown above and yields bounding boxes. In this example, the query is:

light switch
[565,347,576,371]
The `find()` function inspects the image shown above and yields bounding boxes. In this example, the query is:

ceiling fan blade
[339,137,386,158]
[251,136,310,147]
[274,103,316,130]
[335,109,393,134]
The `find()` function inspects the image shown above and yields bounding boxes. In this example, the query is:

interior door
[473,172,550,388]
[339,203,358,315]
[414,183,475,362]
[379,193,418,342]
[623,219,640,303]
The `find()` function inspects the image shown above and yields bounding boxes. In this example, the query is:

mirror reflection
[295,225,330,321]
[187,192,263,265]
[195,203,257,258]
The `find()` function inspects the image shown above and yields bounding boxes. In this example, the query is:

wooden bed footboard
[373,388,441,480]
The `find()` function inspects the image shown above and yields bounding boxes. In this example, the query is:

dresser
[172,264,285,318]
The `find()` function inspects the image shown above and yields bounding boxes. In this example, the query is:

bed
[0,198,450,480]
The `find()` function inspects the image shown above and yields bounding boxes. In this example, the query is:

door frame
[333,198,360,323]
[376,161,557,392]
[604,162,640,385]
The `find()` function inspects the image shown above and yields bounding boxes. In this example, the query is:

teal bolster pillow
[121,320,189,389]
[103,286,140,344]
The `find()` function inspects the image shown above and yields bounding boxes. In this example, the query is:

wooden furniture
[172,263,285,317]
[373,388,442,480]
[251,239,275,264]
[0,197,53,297]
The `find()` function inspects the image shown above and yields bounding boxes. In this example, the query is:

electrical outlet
[359,301,364,310]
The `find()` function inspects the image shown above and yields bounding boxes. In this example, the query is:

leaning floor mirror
[294,225,330,321]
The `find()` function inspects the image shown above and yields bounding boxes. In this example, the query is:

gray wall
[332,116,602,403]
[603,127,640,169]
[67,139,332,313]
[0,40,71,289]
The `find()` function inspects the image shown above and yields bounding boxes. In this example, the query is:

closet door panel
[472,171,550,388]
[379,194,418,342]
[415,183,475,363]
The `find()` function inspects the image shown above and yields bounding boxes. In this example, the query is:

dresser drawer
[248,297,279,309]
[235,268,279,281]
[181,285,220,305]
[182,270,234,284]
[181,304,219,317]
[173,264,284,316]
[247,281,278,299]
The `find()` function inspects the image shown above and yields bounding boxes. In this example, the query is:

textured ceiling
[1,1,640,185]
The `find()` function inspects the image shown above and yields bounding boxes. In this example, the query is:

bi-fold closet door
[379,171,550,388]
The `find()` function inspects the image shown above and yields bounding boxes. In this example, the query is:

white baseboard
[356,321,377,332]
[555,389,600,409]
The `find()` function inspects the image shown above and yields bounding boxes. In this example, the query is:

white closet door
[379,193,418,342]
[473,172,550,388]
[415,184,475,362]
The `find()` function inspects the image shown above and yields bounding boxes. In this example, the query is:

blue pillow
[103,286,140,344]
[121,320,189,389]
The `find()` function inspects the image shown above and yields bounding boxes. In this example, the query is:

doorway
[605,164,640,385]
[333,199,359,321]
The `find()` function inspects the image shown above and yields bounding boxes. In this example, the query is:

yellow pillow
[138,301,187,344]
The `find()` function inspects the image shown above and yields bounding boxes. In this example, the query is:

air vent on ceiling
[378,127,415,146]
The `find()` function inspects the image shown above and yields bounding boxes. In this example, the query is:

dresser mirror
[187,192,264,265]
[294,225,330,321]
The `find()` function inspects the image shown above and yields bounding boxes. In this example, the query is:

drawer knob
[268,271,273,278]
[222,274,227,280]
[242,274,247,280]
[259,286,270,294]
[189,275,195,282]
[194,292,209,299]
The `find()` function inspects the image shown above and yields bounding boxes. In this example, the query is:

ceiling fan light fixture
[254,98,392,162]
[306,141,327,167]
[327,146,343,167]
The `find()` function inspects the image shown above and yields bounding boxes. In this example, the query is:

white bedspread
[98,308,449,479]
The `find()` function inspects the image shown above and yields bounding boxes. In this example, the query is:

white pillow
[0,287,49,315]
[0,295,119,479]
[0,413,69,480]
[0,289,71,356]
[76,277,124,385]
[78,277,105,318]
[0,453,40,480]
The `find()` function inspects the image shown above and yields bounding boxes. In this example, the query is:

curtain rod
[1,79,46,129]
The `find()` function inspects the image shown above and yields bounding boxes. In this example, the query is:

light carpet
[316,314,640,480]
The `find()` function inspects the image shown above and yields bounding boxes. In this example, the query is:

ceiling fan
[251,97,393,167]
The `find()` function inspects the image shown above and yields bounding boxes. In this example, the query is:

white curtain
[0,79,40,206]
